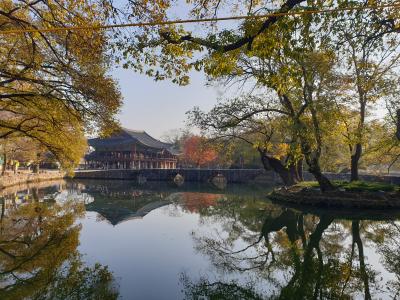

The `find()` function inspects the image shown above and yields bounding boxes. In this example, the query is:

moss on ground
[296,180,399,192]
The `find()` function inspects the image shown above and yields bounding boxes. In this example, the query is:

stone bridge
[73,169,400,185]
[73,168,270,183]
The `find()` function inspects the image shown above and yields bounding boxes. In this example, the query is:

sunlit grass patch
[297,180,399,192]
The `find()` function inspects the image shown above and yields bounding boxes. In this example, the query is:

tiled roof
[88,128,173,151]
[123,128,171,149]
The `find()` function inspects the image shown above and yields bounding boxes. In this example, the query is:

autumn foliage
[180,192,222,213]
[182,136,217,167]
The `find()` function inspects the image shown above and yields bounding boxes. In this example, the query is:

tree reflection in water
[180,193,400,299]
[0,194,118,300]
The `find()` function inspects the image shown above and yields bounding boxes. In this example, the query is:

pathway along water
[0,179,399,299]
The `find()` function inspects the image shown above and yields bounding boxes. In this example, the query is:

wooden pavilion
[85,128,177,169]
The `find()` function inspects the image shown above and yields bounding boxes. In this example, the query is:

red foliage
[180,192,222,213]
[182,136,217,167]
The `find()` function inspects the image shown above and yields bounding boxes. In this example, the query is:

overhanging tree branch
[160,0,305,52]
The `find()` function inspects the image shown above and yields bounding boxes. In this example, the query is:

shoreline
[268,188,400,210]
[0,171,65,190]
[2,172,400,211]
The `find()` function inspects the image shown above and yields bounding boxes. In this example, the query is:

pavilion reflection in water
[76,180,228,225]
[1,180,400,299]
[0,180,163,226]
[0,180,231,226]
[82,187,171,225]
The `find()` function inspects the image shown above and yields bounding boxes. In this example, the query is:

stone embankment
[269,188,400,210]
[0,171,65,189]
[73,168,269,183]
[73,169,400,185]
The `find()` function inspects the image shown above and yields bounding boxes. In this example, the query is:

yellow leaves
[0,0,121,170]
[163,42,191,57]
[204,50,242,78]
[273,143,289,159]
[0,197,118,300]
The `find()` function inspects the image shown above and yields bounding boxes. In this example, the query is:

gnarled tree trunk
[307,158,335,192]
[1,152,6,176]
[32,163,40,174]
[299,138,335,192]
[293,102,335,192]
[296,158,304,181]
[396,109,400,141]
[351,143,362,181]
[258,149,301,186]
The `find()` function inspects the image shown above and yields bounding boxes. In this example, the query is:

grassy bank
[269,181,400,210]
[296,180,399,192]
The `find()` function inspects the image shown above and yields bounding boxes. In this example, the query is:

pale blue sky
[113,67,223,140]
[111,0,240,140]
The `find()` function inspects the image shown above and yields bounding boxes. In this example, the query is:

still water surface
[0,179,400,299]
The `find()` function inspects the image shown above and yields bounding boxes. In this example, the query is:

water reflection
[78,181,171,225]
[0,183,118,300]
[184,195,400,299]
[1,180,400,299]
[75,179,270,226]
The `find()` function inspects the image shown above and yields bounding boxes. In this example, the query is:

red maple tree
[182,136,217,167]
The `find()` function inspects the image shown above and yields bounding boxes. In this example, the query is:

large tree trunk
[1,152,6,176]
[299,138,335,192]
[293,113,335,192]
[258,150,300,186]
[351,143,362,181]
[396,109,400,141]
[32,163,39,173]
[288,156,303,183]
[306,156,336,192]
[296,158,304,181]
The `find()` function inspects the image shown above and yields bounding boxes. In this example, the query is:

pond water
[0,179,400,300]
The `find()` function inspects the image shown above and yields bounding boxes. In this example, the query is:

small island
[269,180,400,209]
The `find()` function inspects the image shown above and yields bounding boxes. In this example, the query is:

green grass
[297,180,399,192]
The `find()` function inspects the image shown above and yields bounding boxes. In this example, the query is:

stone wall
[2,169,397,191]
[73,169,400,185]
[0,179,66,196]
[0,171,65,189]
[73,168,269,183]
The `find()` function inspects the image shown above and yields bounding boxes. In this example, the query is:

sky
[111,0,241,140]
[113,67,223,140]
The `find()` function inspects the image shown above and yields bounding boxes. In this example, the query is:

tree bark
[1,152,6,176]
[307,156,335,192]
[292,109,335,192]
[296,158,304,181]
[351,143,362,181]
[396,109,400,141]
[32,163,39,173]
[299,138,335,192]
[258,150,299,186]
